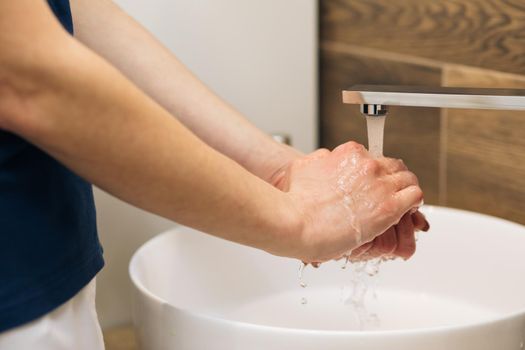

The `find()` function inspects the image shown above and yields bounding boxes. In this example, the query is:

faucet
[342,85,525,117]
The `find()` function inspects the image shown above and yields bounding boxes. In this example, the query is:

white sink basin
[129,206,525,349]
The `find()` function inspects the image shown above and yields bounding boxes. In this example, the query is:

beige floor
[104,325,137,350]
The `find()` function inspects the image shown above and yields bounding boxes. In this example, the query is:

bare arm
[0,1,423,263]
[67,0,429,261]
[69,0,301,184]
[0,0,298,256]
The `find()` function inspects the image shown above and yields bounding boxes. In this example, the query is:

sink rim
[129,205,525,336]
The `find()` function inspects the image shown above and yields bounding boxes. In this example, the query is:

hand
[272,141,424,263]
[348,210,429,262]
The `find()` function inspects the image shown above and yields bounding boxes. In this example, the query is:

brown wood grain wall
[321,0,525,75]
[320,0,525,224]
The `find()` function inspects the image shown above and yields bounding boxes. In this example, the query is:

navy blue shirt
[0,0,104,332]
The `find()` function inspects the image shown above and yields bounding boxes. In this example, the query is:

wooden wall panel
[320,0,525,222]
[320,49,442,203]
[443,66,525,224]
[321,0,525,75]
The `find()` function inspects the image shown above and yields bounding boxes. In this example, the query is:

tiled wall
[320,0,525,224]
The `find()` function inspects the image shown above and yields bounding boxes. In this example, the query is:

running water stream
[341,115,387,329]
[298,115,388,330]
[366,115,386,158]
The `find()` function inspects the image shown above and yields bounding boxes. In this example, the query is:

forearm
[69,0,302,183]
[0,9,298,256]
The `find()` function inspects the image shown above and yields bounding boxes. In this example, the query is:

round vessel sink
[129,206,525,349]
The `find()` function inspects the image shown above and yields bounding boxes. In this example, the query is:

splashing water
[298,262,307,289]
[298,262,308,305]
[341,256,349,270]
[299,115,388,324]
[341,258,383,330]
[337,115,387,329]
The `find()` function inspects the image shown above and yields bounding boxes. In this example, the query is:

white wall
[95,0,318,328]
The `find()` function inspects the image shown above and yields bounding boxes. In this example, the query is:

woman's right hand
[272,141,425,263]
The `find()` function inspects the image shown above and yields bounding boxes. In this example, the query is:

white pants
[0,278,105,350]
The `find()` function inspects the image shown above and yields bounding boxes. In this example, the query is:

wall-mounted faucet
[342,85,525,117]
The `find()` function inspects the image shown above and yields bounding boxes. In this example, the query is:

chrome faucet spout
[361,104,388,117]
[343,85,525,114]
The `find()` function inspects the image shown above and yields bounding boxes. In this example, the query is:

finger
[349,241,374,260]
[393,213,417,259]
[411,210,430,232]
[392,185,424,219]
[386,170,419,191]
[379,157,408,174]
[364,226,398,259]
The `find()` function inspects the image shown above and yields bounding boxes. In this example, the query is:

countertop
[104,325,137,350]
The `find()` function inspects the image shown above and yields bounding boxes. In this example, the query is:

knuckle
[310,148,330,159]
[410,172,419,185]
[334,141,364,154]
[412,186,424,202]
[333,143,349,153]
[403,171,419,186]
[364,159,380,174]
[346,141,362,150]
[384,157,407,171]
[397,158,408,170]
[315,148,331,155]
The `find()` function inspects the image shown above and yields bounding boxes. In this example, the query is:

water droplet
[298,262,307,288]
[341,256,349,270]
[365,258,382,276]
[301,297,308,305]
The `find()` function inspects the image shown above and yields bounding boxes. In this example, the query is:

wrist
[263,144,302,186]
[262,190,305,259]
